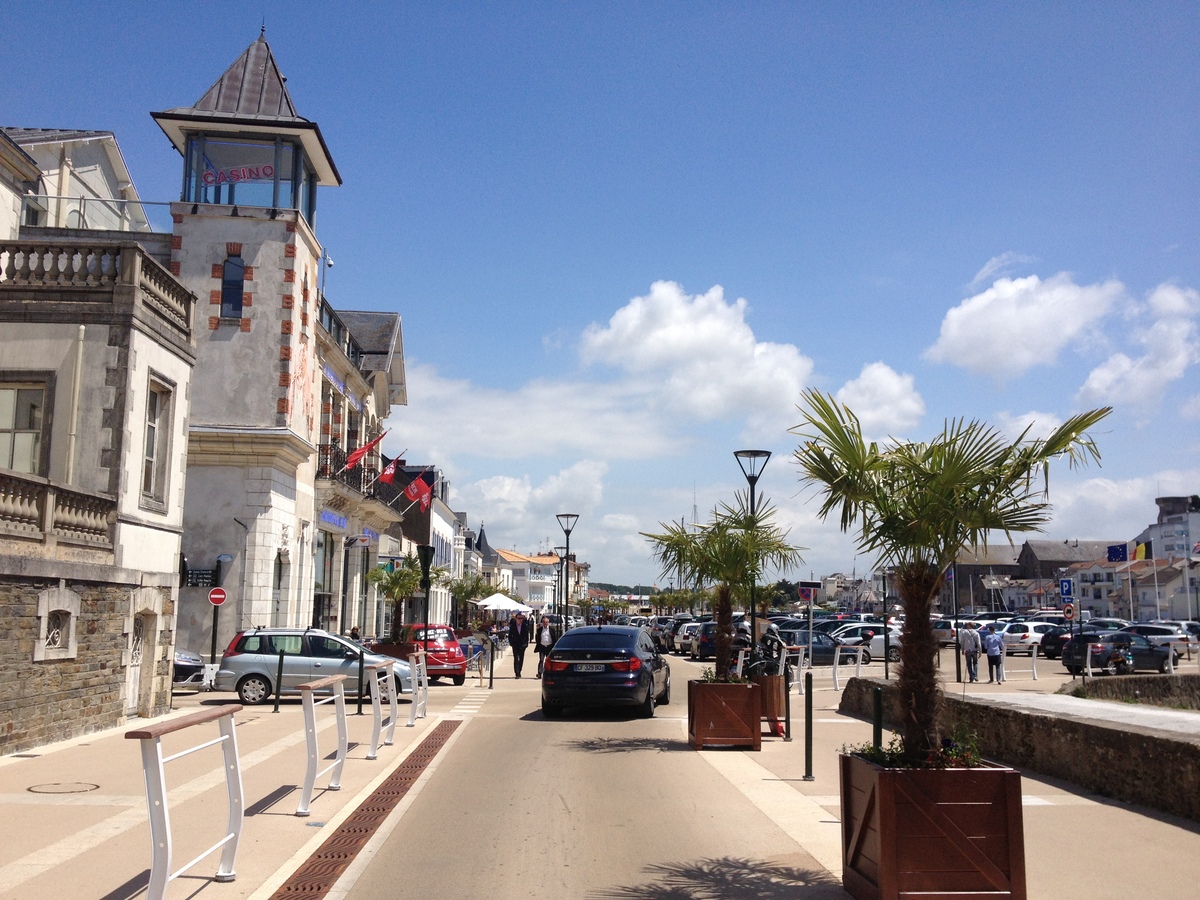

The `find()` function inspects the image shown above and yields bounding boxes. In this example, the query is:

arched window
[221,254,245,318]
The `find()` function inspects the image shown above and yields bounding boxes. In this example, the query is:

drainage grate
[271,720,460,898]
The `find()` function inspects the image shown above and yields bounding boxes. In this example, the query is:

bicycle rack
[407,651,429,726]
[365,661,398,759]
[125,705,245,899]
[295,675,348,816]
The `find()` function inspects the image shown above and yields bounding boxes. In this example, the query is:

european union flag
[1107,543,1128,562]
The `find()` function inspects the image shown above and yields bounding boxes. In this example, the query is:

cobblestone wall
[0,576,174,755]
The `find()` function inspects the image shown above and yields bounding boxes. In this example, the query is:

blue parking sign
[1059,578,1073,598]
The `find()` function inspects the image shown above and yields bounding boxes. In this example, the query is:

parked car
[932,619,976,647]
[1153,620,1200,639]
[216,628,414,704]
[1061,631,1172,675]
[692,621,718,660]
[541,625,670,718]
[649,616,677,650]
[1087,617,1131,631]
[1119,623,1193,650]
[997,621,1060,655]
[829,622,902,662]
[674,621,701,655]
[384,623,468,685]
[171,647,206,688]
[666,617,693,652]
[1040,624,1110,660]
[779,629,861,665]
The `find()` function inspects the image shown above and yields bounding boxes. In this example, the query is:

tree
[792,389,1110,763]
[643,490,803,681]
[445,573,490,630]
[366,554,423,641]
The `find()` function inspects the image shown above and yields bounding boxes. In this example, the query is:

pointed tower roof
[152,34,341,185]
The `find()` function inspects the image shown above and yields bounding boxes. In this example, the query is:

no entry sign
[208,587,228,606]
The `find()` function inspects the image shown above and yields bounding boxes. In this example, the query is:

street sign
[1063,603,1075,621]
[208,587,227,606]
[1059,578,1073,598]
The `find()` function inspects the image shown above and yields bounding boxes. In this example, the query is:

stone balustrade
[0,240,193,340]
[0,469,115,548]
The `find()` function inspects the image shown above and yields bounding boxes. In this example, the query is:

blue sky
[9,2,1199,586]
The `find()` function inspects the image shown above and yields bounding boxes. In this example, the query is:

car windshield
[554,632,634,651]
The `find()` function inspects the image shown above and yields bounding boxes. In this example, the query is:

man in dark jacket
[508,612,531,678]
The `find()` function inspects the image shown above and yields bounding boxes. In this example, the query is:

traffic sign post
[208,588,227,663]
[1059,578,1073,598]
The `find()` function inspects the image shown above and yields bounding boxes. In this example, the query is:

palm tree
[792,389,1110,763]
[445,573,490,630]
[366,554,424,641]
[644,491,803,680]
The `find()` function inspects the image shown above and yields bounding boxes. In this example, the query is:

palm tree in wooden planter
[644,490,802,749]
[792,388,1110,900]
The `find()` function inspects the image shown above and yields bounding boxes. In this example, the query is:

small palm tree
[644,491,803,680]
[792,389,1110,763]
[366,554,424,641]
[445,573,490,630]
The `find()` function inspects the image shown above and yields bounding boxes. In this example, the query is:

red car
[388,624,468,685]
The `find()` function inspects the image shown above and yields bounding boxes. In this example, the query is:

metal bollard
[873,685,883,749]
[803,671,814,781]
[273,648,285,714]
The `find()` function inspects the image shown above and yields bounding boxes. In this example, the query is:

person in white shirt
[534,615,555,678]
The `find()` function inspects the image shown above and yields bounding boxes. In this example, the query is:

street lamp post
[554,545,567,625]
[735,449,771,663]
[557,514,578,631]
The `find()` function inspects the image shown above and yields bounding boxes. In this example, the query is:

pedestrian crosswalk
[444,689,491,719]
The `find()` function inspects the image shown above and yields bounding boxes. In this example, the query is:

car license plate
[574,663,604,672]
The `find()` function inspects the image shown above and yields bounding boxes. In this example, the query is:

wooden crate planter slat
[687,680,761,750]
[840,754,1027,900]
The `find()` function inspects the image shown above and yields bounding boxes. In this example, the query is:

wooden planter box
[840,753,1026,900]
[687,680,761,750]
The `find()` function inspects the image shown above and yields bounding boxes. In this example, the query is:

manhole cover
[28,782,100,794]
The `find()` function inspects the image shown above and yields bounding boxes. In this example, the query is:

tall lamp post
[557,514,578,628]
[734,449,771,656]
[554,545,567,625]
[417,544,435,626]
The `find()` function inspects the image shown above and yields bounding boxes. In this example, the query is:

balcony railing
[20,195,175,235]
[0,469,115,548]
[316,445,407,510]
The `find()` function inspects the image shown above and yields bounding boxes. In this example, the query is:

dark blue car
[541,625,670,718]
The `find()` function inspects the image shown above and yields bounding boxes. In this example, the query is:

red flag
[344,430,387,469]
[404,472,433,511]
[379,458,398,484]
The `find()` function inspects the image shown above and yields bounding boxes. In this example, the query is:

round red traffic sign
[208,588,228,606]
[1063,602,1075,621]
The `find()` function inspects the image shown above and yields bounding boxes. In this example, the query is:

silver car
[215,627,413,704]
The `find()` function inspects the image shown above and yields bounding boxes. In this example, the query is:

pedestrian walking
[533,615,555,678]
[959,624,981,682]
[981,624,1005,683]
[508,612,531,678]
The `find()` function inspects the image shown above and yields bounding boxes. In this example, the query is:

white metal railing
[407,651,429,727]
[295,675,348,817]
[125,705,245,899]
[20,194,174,233]
[1000,644,1039,680]
[831,645,866,690]
[1164,640,1198,675]
[365,662,398,759]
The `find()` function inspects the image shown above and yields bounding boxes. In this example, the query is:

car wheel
[859,651,872,665]
[394,674,407,695]
[541,701,562,718]
[1103,657,1121,676]
[658,671,671,706]
[452,674,466,686]
[1066,665,1082,675]
[1159,657,1170,674]
[639,681,655,718]
[427,675,440,683]
[886,647,901,662]
[237,674,271,705]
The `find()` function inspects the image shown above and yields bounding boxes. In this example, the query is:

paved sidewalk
[1,659,1198,899]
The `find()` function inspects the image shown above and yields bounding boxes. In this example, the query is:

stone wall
[840,676,1200,823]
[0,574,173,755]
[1064,672,1200,709]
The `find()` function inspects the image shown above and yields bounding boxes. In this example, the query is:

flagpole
[363,448,406,491]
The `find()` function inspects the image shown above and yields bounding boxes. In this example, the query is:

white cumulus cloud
[834,362,925,438]
[925,273,1123,379]
[580,281,814,428]
[1077,283,1200,414]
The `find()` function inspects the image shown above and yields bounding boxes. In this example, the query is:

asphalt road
[346,654,849,899]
